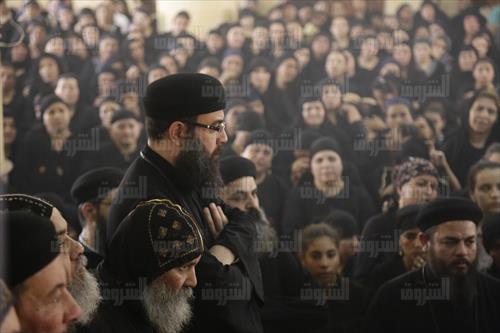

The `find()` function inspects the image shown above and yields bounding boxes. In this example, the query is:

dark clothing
[325,277,369,333]
[366,266,500,333]
[443,128,498,186]
[77,267,155,333]
[83,142,140,172]
[264,82,300,135]
[107,145,264,333]
[69,103,101,136]
[11,126,83,201]
[487,266,500,280]
[257,174,288,230]
[366,253,406,296]
[353,208,397,282]
[259,252,329,333]
[82,243,103,272]
[281,182,375,236]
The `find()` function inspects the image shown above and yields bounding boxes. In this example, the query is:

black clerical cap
[416,197,483,232]
[0,193,53,218]
[219,156,256,185]
[143,73,226,122]
[70,167,124,204]
[104,199,205,284]
[4,211,59,288]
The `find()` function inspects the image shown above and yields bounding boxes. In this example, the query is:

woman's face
[325,51,346,78]
[43,102,71,134]
[399,228,425,264]
[99,101,120,128]
[424,111,445,133]
[250,67,271,92]
[226,26,246,49]
[251,27,269,49]
[420,3,436,22]
[276,58,298,84]
[129,40,145,62]
[10,43,29,63]
[159,56,178,75]
[393,44,412,67]
[468,97,498,134]
[386,104,413,129]
[330,17,349,39]
[321,84,342,110]
[38,57,60,84]
[269,22,286,46]
[473,62,495,86]
[464,15,480,36]
[458,50,477,71]
[311,36,330,58]
[472,36,489,58]
[3,117,17,145]
[294,48,310,70]
[415,116,434,141]
[301,236,340,286]
[302,101,325,127]
[311,150,343,184]
[398,175,439,206]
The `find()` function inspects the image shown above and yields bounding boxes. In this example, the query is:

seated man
[82,199,204,333]
[366,197,500,333]
[4,211,82,333]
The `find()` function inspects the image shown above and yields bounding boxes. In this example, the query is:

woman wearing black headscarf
[265,53,301,134]
[443,88,500,187]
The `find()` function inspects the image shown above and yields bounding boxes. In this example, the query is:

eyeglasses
[183,121,226,134]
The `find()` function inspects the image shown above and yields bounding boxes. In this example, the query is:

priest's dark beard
[247,207,278,256]
[176,136,223,193]
[428,248,478,308]
[142,280,193,333]
[68,256,102,324]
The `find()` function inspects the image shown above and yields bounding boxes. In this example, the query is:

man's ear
[168,121,188,145]
[80,202,97,223]
[418,231,430,251]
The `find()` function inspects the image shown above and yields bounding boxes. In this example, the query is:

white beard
[68,256,102,324]
[142,280,194,333]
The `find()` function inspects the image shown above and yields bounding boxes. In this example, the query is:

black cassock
[105,145,264,333]
[366,265,500,333]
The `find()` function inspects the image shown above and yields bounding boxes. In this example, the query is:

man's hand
[203,202,228,240]
[203,203,236,265]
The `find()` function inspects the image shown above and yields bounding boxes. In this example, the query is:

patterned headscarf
[393,157,439,189]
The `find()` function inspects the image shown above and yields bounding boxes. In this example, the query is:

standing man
[108,73,264,332]
[366,197,500,333]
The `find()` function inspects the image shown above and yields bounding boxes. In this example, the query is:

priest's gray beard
[142,281,194,333]
[68,256,102,324]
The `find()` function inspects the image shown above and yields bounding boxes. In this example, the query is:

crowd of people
[1,0,500,332]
